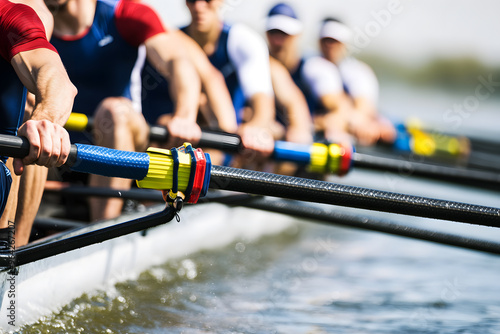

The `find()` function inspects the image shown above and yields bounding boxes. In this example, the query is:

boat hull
[0,201,295,331]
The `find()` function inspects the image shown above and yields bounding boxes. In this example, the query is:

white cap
[266,3,303,35]
[320,20,353,44]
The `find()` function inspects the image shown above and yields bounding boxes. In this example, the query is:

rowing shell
[0,198,296,331]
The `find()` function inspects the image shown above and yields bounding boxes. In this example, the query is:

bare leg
[0,160,19,229]
[14,165,47,247]
[89,97,149,221]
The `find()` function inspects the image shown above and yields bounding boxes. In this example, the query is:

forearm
[246,93,275,127]
[167,58,201,121]
[172,31,237,132]
[202,71,237,133]
[353,97,378,119]
[30,61,77,126]
[11,49,76,126]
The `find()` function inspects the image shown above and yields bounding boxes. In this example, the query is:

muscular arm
[114,1,202,146]
[11,48,76,126]
[10,48,77,173]
[319,92,351,142]
[228,25,275,156]
[270,57,312,144]
[171,30,237,133]
[11,0,53,38]
[145,33,202,146]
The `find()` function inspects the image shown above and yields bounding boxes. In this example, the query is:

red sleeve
[115,0,167,47]
[0,2,56,61]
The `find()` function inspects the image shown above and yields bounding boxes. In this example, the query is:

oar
[65,112,352,175]
[1,134,499,228]
[38,187,500,255]
[394,118,500,155]
[384,120,500,173]
[228,196,500,256]
[65,113,500,188]
[65,112,242,153]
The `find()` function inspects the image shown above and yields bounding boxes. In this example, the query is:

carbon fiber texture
[209,165,500,228]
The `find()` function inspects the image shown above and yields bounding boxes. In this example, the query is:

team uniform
[290,56,343,115]
[50,0,164,143]
[337,57,379,105]
[0,0,57,216]
[140,23,274,125]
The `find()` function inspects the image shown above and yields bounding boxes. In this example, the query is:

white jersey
[226,23,274,99]
[300,56,344,98]
[292,56,343,113]
[338,57,379,104]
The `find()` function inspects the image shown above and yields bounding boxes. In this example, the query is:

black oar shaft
[149,125,243,153]
[209,165,500,228]
[83,115,243,153]
[235,197,500,256]
[353,152,500,188]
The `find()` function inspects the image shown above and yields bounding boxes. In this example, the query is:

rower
[181,0,276,167]
[45,0,206,221]
[265,3,352,145]
[0,0,76,247]
[319,17,396,145]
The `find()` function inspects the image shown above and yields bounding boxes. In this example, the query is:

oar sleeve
[72,144,150,180]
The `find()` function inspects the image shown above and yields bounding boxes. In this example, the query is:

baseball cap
[320,18,353,44]
[266,3,303,35]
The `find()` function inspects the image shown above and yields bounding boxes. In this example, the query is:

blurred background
[146,0,500,138]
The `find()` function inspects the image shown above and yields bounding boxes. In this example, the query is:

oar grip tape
[72,144,149,180]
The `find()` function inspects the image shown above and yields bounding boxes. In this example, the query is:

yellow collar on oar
[65,113,89,132]
[137,146,192,191]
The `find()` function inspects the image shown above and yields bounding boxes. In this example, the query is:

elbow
[70,82,78,99]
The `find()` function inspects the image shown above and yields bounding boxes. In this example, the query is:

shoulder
[114,0,166,47]
[0,1,39,22]
[227,23,266,47]
[0,2,53,61]
[302,56,340,76]
[226,22,268,62]
[115,0,160,18]
[340,57,375,77]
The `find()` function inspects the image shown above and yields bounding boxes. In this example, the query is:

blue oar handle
[72,144,149,180]
[0,135,149,181]
[273,141,311,164]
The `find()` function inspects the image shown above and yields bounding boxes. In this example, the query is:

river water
[21,80,500,333]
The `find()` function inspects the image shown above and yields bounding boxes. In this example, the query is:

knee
[94,97,134,131]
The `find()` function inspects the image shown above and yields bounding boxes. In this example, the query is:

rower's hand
[286,125,313,145]
[377,116,397,144]
[14,120,71,175]
[348,115,380,147]
[157,115,201,148]
[238,124,274,159]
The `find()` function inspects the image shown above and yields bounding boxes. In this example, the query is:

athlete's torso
[51,0,139,117]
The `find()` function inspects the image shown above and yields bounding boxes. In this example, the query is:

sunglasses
[186,0,213,3]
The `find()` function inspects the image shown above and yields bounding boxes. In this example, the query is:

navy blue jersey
[51,0,139,118]
[141,24,247,125]
[291,58,319,115]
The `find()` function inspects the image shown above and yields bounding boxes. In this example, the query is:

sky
[145,0,500,67]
